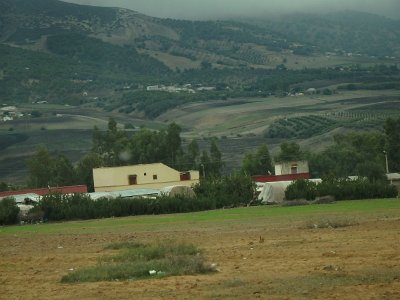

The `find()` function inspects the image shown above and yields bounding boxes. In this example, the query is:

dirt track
[1,217,400,299]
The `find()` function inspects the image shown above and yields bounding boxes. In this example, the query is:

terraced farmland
[265,115,338,139]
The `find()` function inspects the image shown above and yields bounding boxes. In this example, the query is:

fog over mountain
[62,0,400,19]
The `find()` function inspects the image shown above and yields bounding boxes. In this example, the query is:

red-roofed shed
[0,185,87,198]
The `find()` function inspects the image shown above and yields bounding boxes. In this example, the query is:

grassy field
[1,199,398,235]
[1,199,399,299]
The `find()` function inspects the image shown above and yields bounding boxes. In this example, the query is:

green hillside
[1,0,400,184]
[1,0,399,108]
[252,11,400,57]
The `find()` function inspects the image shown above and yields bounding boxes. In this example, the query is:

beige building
[274,161,309,175]
[93,163,200,192]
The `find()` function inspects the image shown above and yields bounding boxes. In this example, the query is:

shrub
[285,178,397,202]
[20,205,45,224]
[0,182,9,192]
[317,178,397,201]
[0,197,20,225]
[37,192,217,222]
[40,193,94,221]
[193,172,255,209]
[285,179,318,201]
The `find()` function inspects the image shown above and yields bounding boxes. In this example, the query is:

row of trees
[243,117,400,180]
[2,118,399,225]
[285,178,397,202]
[306,117,400,179]
[26,119,224,191]
[2,171,255,224]
[21,116,400,192]
[91,120,224,177]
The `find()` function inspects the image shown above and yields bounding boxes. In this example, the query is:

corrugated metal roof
[89,189,160,200]
[0,193,40,203]
[112,189,160,198]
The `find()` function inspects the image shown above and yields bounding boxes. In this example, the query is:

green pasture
[1,199,398,235]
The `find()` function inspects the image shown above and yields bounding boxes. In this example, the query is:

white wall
[275,161,309,175]
[93,163,199,192]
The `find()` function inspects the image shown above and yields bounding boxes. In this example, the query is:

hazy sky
[62,0,400,19]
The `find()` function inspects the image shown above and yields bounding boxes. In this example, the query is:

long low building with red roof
[0,185,87,198]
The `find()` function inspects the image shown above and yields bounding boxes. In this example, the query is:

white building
[146,85,161,91]
[274,161,309,176]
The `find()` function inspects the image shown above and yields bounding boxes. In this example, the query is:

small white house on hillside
[275,161,309,175]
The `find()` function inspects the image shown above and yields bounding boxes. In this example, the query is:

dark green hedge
[285,178,397,201]
[37,173,255,222]
[38,193,216,222]
[0,197,20,225]
[192,173,256,208]
[38,194,217,221]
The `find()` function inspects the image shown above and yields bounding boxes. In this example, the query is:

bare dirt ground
[1,216,400,299]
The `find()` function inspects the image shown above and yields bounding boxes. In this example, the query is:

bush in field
[40,193,94,221]
[38,192,217,222]
[193,172,256,208]
[314,177,397,200]
[147,195,215,215]
[285,178,397,202]
[327,178,397,200]
[285,179,318,201]
[0,197,20,225]
[20,205,45,224]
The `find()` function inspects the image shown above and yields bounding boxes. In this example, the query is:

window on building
[180,172,191,181]
[153,174,158,180]
[128,175,137,185]
[291,164,298,174]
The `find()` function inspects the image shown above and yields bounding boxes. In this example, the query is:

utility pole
[201,163,206,179]
[383,151,389,174]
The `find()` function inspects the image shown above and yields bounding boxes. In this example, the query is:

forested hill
[252,11,400,57]
[0,0,399,109]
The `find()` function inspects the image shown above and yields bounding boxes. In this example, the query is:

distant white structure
[146,85,161,91]
[306,88,317,94]
[0,106,17,111]
[2,116,13,122]
[258,179,322,204]
[197,87,215,91]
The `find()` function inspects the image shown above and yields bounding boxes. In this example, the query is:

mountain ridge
[2,0,400,56]
[0,0,399,109]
